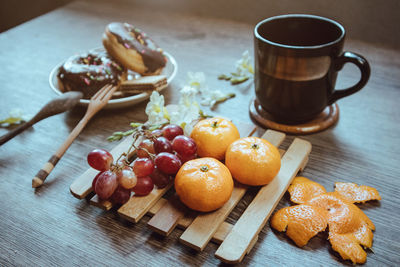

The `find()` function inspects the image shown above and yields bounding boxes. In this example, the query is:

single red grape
[154,136,173,154]
[117,166,137,189]
[94,170,118,200]
[150,167,171,189]
[92,171,103,190]
[162,124,184,141]
[172,135,197,157]
[87,149,113,171]
[155,152,182,175]
[137,139,155,158]
[109,186,131,205]
[132,176,154,196]
[132,158,155,177]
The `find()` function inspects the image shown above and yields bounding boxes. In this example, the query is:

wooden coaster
[249,98,339,134]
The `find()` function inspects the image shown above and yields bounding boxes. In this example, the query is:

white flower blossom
[186,71,235,107]
[141,71,235,134]
[234,50,254,77]
[167,86,201,135]
[186,72,206,93]
[200,88,235,107]
[145,91,169,125]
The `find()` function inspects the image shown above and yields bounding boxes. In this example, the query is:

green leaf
[230,76,249,85]
[215,93,236,105]
[199,109,212,119]
[218,74,231,80]
[107,129,135,142]
[148,124,164,131]
[130,122,143,128]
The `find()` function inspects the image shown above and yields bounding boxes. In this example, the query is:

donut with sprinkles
[57,50,126,99]
[102,22,166,75]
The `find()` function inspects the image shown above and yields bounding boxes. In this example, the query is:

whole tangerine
[175,157,234,212]
[225,136,281,186]
[190,117,240,161]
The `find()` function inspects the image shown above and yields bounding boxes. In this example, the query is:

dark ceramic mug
[254,14,370,124]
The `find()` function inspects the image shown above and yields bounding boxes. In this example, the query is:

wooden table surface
[1,1,399,266]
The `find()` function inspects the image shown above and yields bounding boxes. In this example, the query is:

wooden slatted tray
[70,123,312,264]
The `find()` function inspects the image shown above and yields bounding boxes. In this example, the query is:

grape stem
[138,147,156,160]
[114,126,159,171]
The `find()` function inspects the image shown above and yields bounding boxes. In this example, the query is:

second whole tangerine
[225,136,281,186]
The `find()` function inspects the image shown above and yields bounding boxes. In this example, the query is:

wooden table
[1,1,399,266]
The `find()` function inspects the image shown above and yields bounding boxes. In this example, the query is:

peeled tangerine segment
[334,182,381,203]
[288,177,327,204]
[307,192,375,264]
[272,178,380,264]
[306,192,375,232]
[270,204,328,247]
[329,230,370,264]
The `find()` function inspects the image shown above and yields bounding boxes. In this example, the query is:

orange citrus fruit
[190,117,240,161]
[225,136,281,186]
[288,176,327,204]
[307,192,375,264]
[272,177,381,264]
[334,182,381,203]
[175,157,233,212]
[270,204,328,247]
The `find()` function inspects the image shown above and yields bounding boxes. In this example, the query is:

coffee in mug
[254,14,370,124]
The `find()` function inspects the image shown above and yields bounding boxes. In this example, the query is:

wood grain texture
[0,0,399,266]
[118,184,173,223]
[215,138,312,263]
[178,129,285,251]
[179,183,248,251]
[147,197,236,244]
[147,194,187,236]
[147,123,256,242]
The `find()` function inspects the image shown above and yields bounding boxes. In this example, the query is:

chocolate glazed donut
[57,50,126,99]
[102,22,166,75]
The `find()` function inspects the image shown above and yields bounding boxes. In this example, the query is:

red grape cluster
[88,124,197,205]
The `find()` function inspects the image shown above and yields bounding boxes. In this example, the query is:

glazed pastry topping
[107,22,166,73]
[58,50,125,98]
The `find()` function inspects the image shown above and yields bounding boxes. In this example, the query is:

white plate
[49,49,177,109]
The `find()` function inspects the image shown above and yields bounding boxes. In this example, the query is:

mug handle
[328,51,371,105]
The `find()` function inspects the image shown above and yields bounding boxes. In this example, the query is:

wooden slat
[145,123,256,234]
[215,138,312,264]
[70,135,143,199]
[145,145,290,245]
[177,129,286,251]
[147,195,187,236]
[149,197,167,214]
[118,183,173,223]
[90,195,113,210]
[260,129,286,146]
[212,222,234,244]
[179,183,247,251]
[145,134,290,245]
[147,201,242,244]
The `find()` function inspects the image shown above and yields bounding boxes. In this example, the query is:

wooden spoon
[0,91,83,146]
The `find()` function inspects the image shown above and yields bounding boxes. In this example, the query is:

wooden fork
[32,84,118,188]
